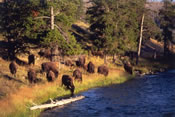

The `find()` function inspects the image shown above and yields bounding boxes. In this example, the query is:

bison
[73,69,82,82]
[38,49,51,59]
[41,62,59,78]
[28,54,35,65]
[46,70,55,82]
[87,61,95,73]
[91,51,104,58]
[97,65,109,76]
[27,69,36,83]
[9,61,17,77]
[62,75,75,97]
[124,62,133,75]
[76,56,85,67]
[65,60,74,67]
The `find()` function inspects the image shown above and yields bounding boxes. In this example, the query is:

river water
[40,70,175,117]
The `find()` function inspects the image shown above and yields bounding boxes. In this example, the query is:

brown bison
[124,62,133,75]
[91,51,104,58]
[38,49,51,59]
[27,69,36,83]
[65,60,74,67]
[41,62,59,78]
[73,69,82,82]
[62,75,75,97]
[76,56,85,67]
[46,70,55,82]
[28,54,35,65]
[9,61,17,77]
[98,65,109,76]
[87,61,95,73]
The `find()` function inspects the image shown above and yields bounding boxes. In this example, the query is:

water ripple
[40,69,175,117]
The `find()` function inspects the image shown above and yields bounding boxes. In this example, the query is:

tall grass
[0,68,131,117]
[0,55,133,117]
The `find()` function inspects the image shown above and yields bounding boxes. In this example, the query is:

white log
[30,96,85,110]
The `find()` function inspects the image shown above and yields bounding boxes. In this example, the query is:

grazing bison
[76,56,85,67]
[62,75,75,97]
[65,60,74,67]
[9,61,17,77]
[46,70,55,82]
[98,65,109,76]
[87,61,95,73]
[38,49,51,59]
[41,62,59,78]
[73,69,82,82]
[124,62,133,75]
[91,51,104,58]
[28,54,35,65]
[83,64,88,71]
[27,69,36,83]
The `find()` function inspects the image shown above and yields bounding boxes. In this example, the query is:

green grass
[0,72,131,117]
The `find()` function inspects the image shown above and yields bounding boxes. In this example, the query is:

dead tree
[136,14,145,65]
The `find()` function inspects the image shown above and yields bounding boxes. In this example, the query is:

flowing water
[40,70,175,117]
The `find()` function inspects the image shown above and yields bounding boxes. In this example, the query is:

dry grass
[74,20,89,29]
[0,54,130,117]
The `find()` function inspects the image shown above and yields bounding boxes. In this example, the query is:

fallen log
[30,95,85,110]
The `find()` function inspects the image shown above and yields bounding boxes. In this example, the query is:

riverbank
[0,42,174,117]
[40,69,175,117]
[0,56,133,117]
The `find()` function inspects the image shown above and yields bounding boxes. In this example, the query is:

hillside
[0,1,175,116]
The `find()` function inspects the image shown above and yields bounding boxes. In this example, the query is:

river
[40,70,175,117]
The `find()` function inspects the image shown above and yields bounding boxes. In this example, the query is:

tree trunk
[104,54,107,64]
[136,14,145,65]
[51,45,59,62]
[112,54,116,63]
[51,6,54,30]
[30,96,85,110]
[164,37,171,57]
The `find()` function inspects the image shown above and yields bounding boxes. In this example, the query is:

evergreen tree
[159,0,175,56]
[87,0,147,57]
[0,0,82,59]
[0,0,39,59]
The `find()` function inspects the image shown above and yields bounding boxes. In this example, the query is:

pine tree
[159,0,175,56]
[0,0,83,59]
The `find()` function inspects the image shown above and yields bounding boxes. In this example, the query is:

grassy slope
[0,54,131,117]
[0,22,174,117]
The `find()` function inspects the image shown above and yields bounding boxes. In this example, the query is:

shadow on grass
[0,40,9,60]
[2,74,26,84]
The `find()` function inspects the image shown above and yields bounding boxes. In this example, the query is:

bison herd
[8,51,134,97]
[8,54,110,97]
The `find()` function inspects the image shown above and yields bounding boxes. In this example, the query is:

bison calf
[62,75,75,97]
[73,69,82,82]
[27,69,36,83]
[87,61,95,73]
[9,61,17,77]
[46,70,55,82]
[98,65,109,76]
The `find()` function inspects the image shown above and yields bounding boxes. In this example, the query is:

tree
[87,0,116,63]
[0,0,83,59]
[87,0,147,63]
[159,0,175,56]
[0,0,39,59]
